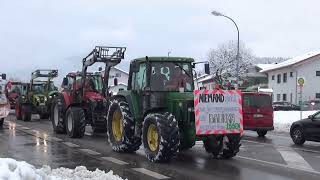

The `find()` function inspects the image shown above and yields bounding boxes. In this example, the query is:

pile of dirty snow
[273,111,317,133]
[0,158,125,180]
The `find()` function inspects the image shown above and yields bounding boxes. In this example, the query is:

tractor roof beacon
[106,56,242,162]
[50,46,126,138]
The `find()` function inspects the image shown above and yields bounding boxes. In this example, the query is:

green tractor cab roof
[132,56,195,63]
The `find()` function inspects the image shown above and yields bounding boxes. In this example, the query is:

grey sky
[1,0,319,82]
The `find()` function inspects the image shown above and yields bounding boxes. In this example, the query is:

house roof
[111,67,129,75]
[256,64,275,71]
[261,50,320,72]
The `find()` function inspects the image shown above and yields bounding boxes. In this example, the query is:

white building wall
[107,67,129,87]
[267,56,320,104]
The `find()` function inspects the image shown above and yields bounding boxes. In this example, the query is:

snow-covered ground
[0,158,126,180]
[273,110,317,133]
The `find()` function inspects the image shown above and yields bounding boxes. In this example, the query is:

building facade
[262,51,320,104]
[104,67,129,94]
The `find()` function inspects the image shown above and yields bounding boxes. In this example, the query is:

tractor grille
[39,97,45,103]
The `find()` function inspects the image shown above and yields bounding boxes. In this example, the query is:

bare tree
[207,41,254,86]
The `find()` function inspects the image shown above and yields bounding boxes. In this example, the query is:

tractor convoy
[7,46,244,163]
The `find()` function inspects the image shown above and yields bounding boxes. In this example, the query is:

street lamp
[211,10,240,89]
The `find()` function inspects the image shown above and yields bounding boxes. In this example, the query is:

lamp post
[211,11,240,88]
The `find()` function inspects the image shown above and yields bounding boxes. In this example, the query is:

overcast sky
[1,0,319,82]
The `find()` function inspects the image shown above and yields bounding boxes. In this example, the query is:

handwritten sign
[194,89,243,135]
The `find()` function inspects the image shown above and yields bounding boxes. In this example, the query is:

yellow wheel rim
[147,124,159,152]
[112,110,123,141]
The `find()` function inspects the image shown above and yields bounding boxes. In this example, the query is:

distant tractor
[16,70,58,121]
[5,81,27,109]
[50,46,126,138]
[106,57,242,162]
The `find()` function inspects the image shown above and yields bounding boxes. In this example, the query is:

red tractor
[50,46,126,138]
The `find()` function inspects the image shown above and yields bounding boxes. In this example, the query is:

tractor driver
[85,78,96,92]
[151,64,167,91]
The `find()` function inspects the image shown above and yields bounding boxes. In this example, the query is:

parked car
[272,101,300,111]
[242,92,274,137]
[290,111,320,145]
[301,100,320,111]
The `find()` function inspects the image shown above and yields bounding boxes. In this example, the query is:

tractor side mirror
[131,63,139,73]
[204,64,210,74]
[62,77,68,87]
[1,73,6,80]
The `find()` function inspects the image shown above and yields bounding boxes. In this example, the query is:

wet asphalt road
[1,114,320,180]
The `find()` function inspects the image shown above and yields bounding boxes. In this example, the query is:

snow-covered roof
[261,50,320,72]
[196,74,214,83]
[256,64,275,71]
[111,67,129,75]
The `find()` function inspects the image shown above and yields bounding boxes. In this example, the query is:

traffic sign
[297,77,305,87]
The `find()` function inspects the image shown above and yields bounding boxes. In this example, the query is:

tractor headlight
[36,97,40,102]
[44,97,47,101]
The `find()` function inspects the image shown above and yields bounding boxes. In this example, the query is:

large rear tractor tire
[203,134,241,159]
[50,97,66,134]
[21,105,32,122]
[15,103,22,120]
[142,112,180,162]
[107,98,141,153]
[66,107,86,138]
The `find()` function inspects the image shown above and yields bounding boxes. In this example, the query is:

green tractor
[107,57,242,162]
[16,69,59,121]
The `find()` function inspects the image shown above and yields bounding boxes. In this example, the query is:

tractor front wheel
[142,112,180,162]
[66,107,86,138]
[21,105,32,122]
[203,134,241,159]
[0,118,4,128]
[51,97,66,134]
[15,103,22,120]
[107,98,141,153]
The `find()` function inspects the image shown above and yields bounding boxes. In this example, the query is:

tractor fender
[61,92,71,108]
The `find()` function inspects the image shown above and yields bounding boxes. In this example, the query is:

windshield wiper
[174,63,192,78]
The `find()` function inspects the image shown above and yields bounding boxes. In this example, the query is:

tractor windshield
[150,62,194,92]
[32,83,45,94]
[8,84,22,94]
[46,81,57,91]
[85,75,104,93]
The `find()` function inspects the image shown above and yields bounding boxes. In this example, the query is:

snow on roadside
[273,110,317,133]
[0,158,126,180]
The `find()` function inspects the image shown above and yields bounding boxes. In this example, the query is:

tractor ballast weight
[106,56,242,162]
[50,46,126,138]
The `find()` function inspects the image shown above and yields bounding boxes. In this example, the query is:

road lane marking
[242,139,320,154]
[21,127,30,130]
[49,137,63,142]
[101,157,129,165]
[79,149,101,155]
[276,146,314,171]
[237,155,320,175]
[63,142,80,148]
[132,168,170,179]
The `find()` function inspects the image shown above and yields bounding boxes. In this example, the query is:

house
[103,67,129,94]
[196,64,272,90]
[262,51,320,104]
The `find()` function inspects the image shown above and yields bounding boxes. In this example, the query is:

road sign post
[297,77,305,120]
